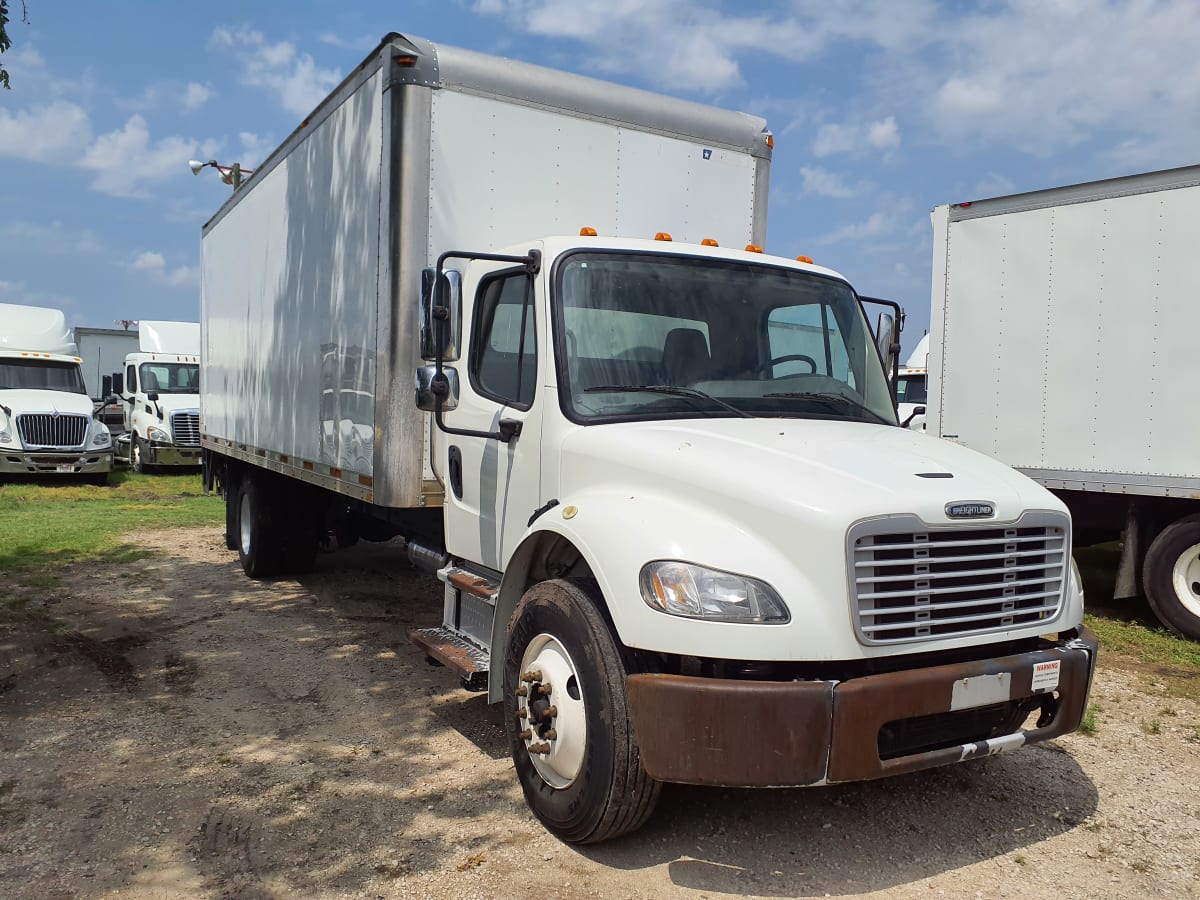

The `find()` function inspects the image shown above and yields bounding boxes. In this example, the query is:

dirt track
[1,525,1198,899]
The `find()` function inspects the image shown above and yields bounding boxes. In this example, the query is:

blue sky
[2,0,1198,354]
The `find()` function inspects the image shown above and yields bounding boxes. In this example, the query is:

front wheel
[1144,514,1200,641]
[503,579,660,844]
[131,435,147,474]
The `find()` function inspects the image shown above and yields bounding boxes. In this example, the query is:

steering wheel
[756,354,817,376]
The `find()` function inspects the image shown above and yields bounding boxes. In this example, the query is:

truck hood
[0,389,95,418]
[558,417,1062,529]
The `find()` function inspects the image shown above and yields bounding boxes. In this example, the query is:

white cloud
[130,251,199,288]
[0,101,92,163]
[211,27,342,116]
[79,115,217,198]
[798,166,867,198]
[184,83,213,111]
[972,173,1016,199]
[812,116,901,158]
[819,211,892,244]
[3,220,102,254]
[866,116,900,152]
[237,131,275,168]
[0,279,75,310]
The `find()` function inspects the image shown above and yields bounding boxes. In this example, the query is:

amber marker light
[766,133,775,149]
[701,238,719,247]
[745,244,763,253]
[796,255,813,264]
[654,232,673,241]
[580,227,598,236]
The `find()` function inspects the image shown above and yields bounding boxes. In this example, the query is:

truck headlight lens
[639,561,789,623]
[92,429,111,446]
[0,429,11,444]
[146,425,171,442]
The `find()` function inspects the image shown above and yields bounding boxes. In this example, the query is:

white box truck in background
[74,325,139,439]
[930,164,1200,640]
[201,33,1096,843]
[113,321,202,472]
[0,304,114,481]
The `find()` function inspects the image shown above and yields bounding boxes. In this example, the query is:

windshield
[896,373,928,404]
[555,252,897,424]
[139,362,199,395]
[0,358,87,394]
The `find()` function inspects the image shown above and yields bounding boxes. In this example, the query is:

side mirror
[415,365,459,412]
[419,267,462,362]
[901,405,926,429]
[147,391,160,402]
[111,372,125,395]
[102,374,113,398]
[874,312,900,376]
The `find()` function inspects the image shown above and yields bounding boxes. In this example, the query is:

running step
[410,625,490,684]
[438,566,500,604]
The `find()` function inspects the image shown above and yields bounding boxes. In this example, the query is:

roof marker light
[796,255,813,264]
[701,238,719,247]
[655,232,673,242]
[745,244,763,253]
[580,227,598,236]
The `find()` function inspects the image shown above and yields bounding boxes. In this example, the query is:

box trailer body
[113,321,202,471]
[73,327,139,400]
[929,164,1200,638]
[201,33,1095,843]
[0,304,113,479]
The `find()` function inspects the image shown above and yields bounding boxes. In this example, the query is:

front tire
[131,435,146,474]
[503,579,660,844]
[1143,513,1200,640]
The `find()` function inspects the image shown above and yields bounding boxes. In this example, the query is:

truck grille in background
[848,513,1068,645]
[16,413,88,449]
[171,411,201,446]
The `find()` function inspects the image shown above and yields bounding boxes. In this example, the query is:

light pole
[188,159,255,190]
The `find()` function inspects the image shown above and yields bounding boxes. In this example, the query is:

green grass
[0,470,222,575]
[1078,705,1098,736]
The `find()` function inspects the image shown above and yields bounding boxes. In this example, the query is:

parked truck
[113,321,202,472]
[929,164,1200,640]
[201,33,1096,843]
[74,325,139,439]
[896,333,929,431]
[0,303,114,481]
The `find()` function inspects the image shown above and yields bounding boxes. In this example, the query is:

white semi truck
[930,165,1200,640]
[896,333,929,431]
[0,304,114,481]
[113,321,202,472]
[201,33,1096,843]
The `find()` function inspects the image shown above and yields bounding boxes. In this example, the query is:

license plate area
[950,671,1012,711]
[56,464,76,473]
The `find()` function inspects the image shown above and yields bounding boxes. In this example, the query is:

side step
[410,626,490,691]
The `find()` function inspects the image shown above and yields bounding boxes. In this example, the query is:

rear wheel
[1144,514,1200,640]
[503,579,660,843]
[236,476,284,578]
[131,435,147,473]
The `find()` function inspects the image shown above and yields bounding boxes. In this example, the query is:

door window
[471,272,537,409]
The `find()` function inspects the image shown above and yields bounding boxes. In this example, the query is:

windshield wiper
[763,391,892,425]
[583,384,753,418]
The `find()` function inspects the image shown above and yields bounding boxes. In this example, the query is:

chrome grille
[16,413,88,449]
[849,513,1068,645]
[171,411,200,446]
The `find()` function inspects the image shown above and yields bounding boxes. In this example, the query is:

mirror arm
[430,248,542,444]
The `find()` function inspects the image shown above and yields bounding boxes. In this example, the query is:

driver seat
[662,328,710,386]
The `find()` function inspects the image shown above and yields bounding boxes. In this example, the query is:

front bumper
[626,628,1097,787]
[146,443,202,467]
[0,448,114,476]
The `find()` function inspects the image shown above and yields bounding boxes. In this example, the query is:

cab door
[122,361,138,433]
[440,264,544,572]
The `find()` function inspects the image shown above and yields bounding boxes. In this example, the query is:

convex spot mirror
[420,267,463,362]
[874,312,899,377]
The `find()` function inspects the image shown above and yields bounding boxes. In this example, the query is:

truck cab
[114,321,201,472]
[0,304,114,481]
[896,333,929,431]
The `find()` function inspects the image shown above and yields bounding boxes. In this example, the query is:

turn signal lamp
[580,226,597,236]
[796,255,813,264]
[654,232,673,242]
[701,238,719,247]
[745,244,763,253]
[766,133,775,149]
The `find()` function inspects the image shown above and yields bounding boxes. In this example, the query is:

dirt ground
[1,525,1198,900]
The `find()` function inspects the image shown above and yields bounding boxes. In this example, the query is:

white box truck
[201,33,1096,843]
[0,304,114,481]
[113,321,202,472]
[930,165,1200,640]
[74,325,139,439]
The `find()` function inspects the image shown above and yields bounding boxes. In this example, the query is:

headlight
[146,425,171,442]
[639,561,790,623]
[92,429,111,446]
[0,429,12,444]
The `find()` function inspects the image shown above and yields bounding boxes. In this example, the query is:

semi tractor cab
[113,321,201,472]
[0,303,114,482]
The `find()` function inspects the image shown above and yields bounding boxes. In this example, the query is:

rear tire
[1143,513,1200,640]
[236,476,284,578]
[131,435,147,474]
[503,579,660,844]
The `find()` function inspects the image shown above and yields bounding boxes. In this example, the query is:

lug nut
[535,684,552,697]
[519,729,532,740]
[543,729,557,741]
[515,708,528,720]
[542,705,557,721]
[520,670,543,683]
[515,685,528,697]
[529,741,552,755]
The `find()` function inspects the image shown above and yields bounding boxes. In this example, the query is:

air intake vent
[848,512,1068,645]
[17,413,88,449]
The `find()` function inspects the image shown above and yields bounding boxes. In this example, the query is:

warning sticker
[1031,660,1061,693]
